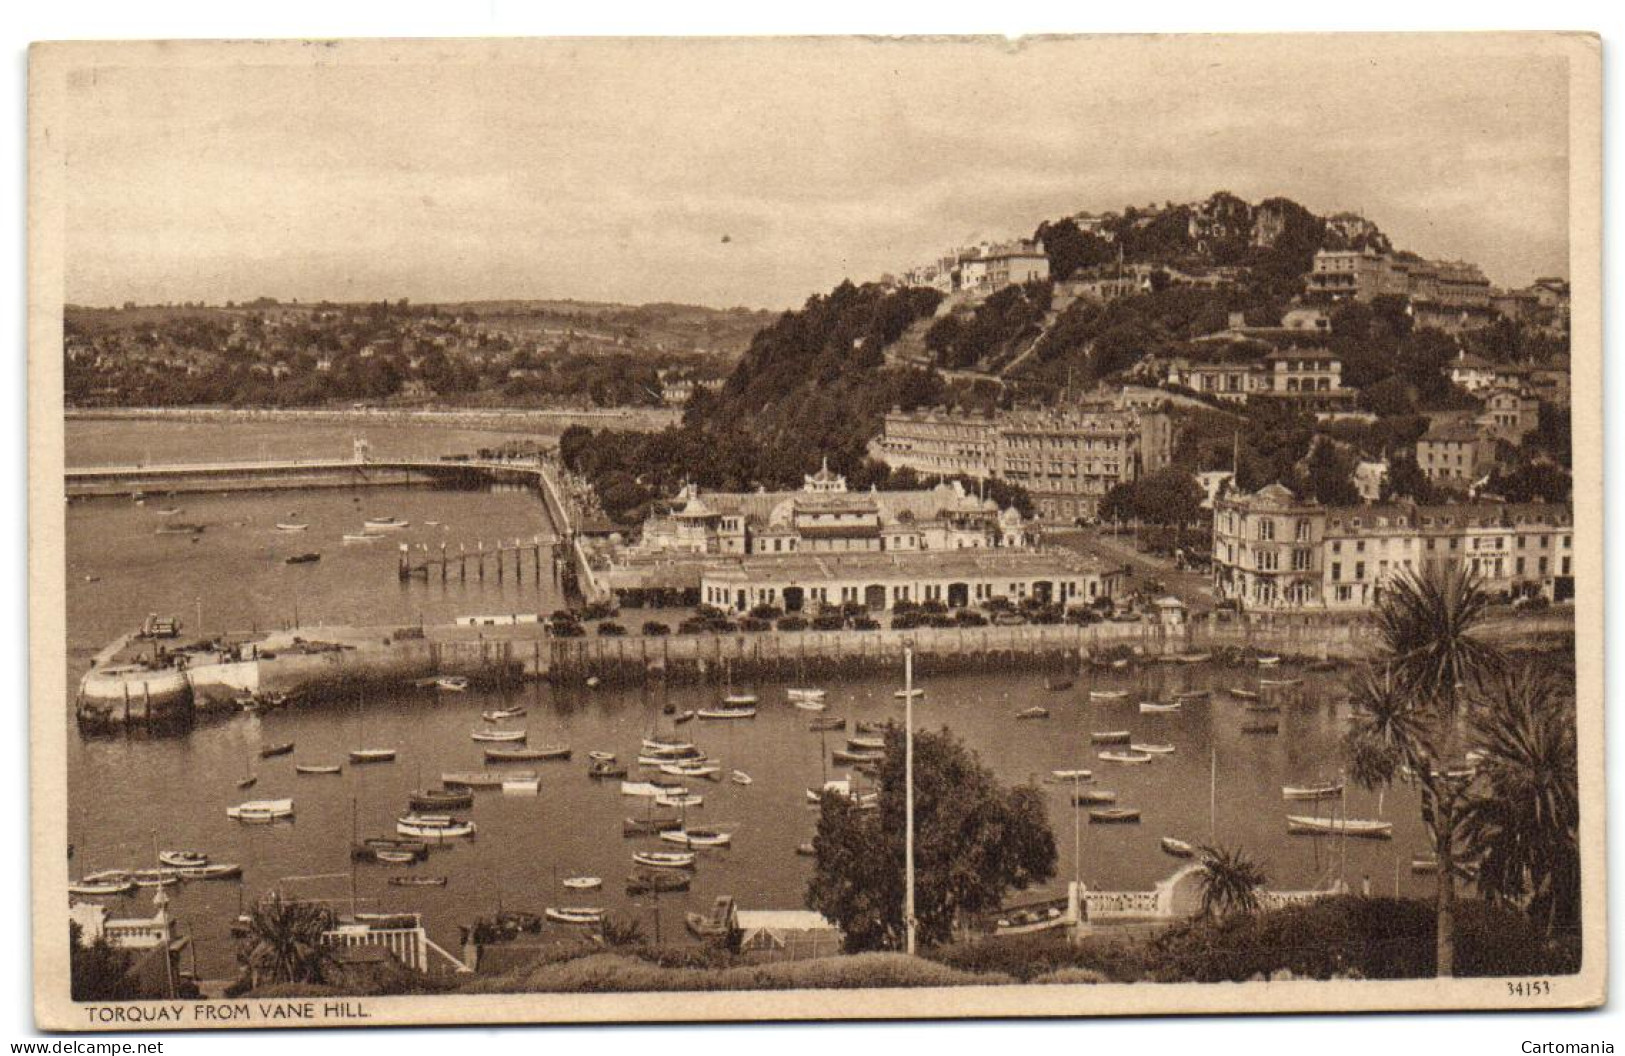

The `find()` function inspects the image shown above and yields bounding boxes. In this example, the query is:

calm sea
[63,420,1427,978]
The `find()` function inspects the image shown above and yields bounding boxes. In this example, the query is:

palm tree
[1195,844,1266,918]
[1461,663,1579,937]
[241,893,337,987]
[1343,565,1502,978]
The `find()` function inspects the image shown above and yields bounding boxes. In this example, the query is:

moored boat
[640,738,698,756]
[697,705,757,720]
[1016,706,1050,720]
[1228,687,1260,701]
[632,850,697,870]
[729,770,753,786]
[440,770,521,789]
[129,868,182,888]
[808,717,846,732]
[348,749,397,764]
[1255,655,1281,666]
[655,793,704,809]
[1161,837,1197,858]
[562,876,603,890]
[396,814,477,839]
[686,895,736,939]
[388,876,448,887]
[1098,750,1155,764]
[1178,653,1212,664]
[1174,689,1213,701]
[846,736,886,751]
[1130,743,1176,755]
[437,677,470,692]
[157,850,207,868]
[660,828,732,849]
[274,522,309,533]
[1260,677,1303,688]
[1045,678,1074,692]
[588,760,629,779]
[830,748,884,765]
[1049,768,1092,782]
[788,687,826,704]
[471,728,526,743]
[621,816,683,837]
[1410,857,1440,874]
[1088,808,1142,824]
[1090,731,1131,744]
[722,692,759,706]
[625,870,691,894]
[284,552,321,565]
[174,862,242,881]
[484,745,571,763]
[1242,721,1280,735]
[1088,689,1129,702]
[1138,701,1181,714]
[1281,781,1344,801]
[352,838,429,863]
[227,798,294,821]
[502,776,541,794]
[296,764,344,775]
[894,688,925,701]
[342,532,382,543]
[482,707,527,722]
[1072,790,1118,805]
[545,907,605,925]
[658,762,720,779]
[1285,815,1393,839]
[259,742,295,758]
[621,781,681,798]
[671,709,696,724]
[69,875,135,897]
[364,517,410,530]
[409,788,475,811]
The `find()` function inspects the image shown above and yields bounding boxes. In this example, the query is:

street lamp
[903,640,916,956]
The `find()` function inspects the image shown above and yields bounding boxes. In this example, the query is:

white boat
[1139,701,1182,714]
[129,868,182,888]
[640,739,698,755]
[501,776,540,794]
[1097,750,1155,764]
[437,677,470,692]
[562,876,603,890]
[846,736,886,751]
[395,814,477,839]
[471,728,526,743]
[587,750,617,763]
[638,754,705,768]
[894,688,925,701]
[1130,743,1176,755]
[226,798,294,820]
[1285,815,1394,839]
[348,749,397,764]
[1255,655,1282,666]
[1049,769,1093,782]
[1161,837,1197,858]
[274,522,309,533]
[364,517,410,530]
[655,793,704,809]
[697,705,757,720]
[157,850,207,868]
[792,698,828,712]
[722,692,759,706]
[1282,782,1345,801]
[730,770,753,786]
[1260,677,1303,688]
[659,763,721,779]
[173,863,242,881]
[788,687,826,703]
[1088,690,1129,702]
[1016,706,1050,720]
[621,781,682,798]
[342,532,382,543]
[545,907,605,925]
[660,828,732,848]
[632,850,697,870]
[296,764,344,775]
[483,707,527,722]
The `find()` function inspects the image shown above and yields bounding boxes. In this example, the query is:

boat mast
[348,797,358,917]
[1209,746,1217,841]
[904,644,916,957]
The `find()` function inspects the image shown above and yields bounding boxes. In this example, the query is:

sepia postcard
[28,32,1604,1030]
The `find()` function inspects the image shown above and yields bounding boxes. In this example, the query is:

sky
[55,35,1573,310]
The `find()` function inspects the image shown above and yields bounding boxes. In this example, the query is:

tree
[1100,467,1205,528]
[1461,664,1580,937]
[1381,451,1437,503]
[1195,845,1268,918]
[1342,567,1503,977]
[806,726,1056,952]
[241,894,337,988]
[70,920,137,1001]
[1301,437,1361,506]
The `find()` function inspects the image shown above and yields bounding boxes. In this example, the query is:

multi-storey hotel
[1211,484,1574,612]
[871,403,1173,523]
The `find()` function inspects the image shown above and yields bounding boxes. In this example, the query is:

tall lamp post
[903,640,916,956]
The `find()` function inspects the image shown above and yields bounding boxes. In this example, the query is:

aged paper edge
[26,32,1607,1030]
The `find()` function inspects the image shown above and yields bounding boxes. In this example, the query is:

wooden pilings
[397,535,547,583]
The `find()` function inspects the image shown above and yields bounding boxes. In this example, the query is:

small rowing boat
[830,748,883,765]
[259,742,295,758]
[660,828,732,849]
[502,776,540,794]
[1282,781,1344,801]
[1178,653,1212,664]
[545,907,605,926]
[640,739,698,756]
[1255,655,1281,666]
[788,687,826,704]
[730,770,753,786]
[847,736,885,751]
[722,692,759,706]
[364,516,410,530]
[389,876,448,887]
[562,876,603,890]
[471,728,526,743]
[1088,808,1141,824]
[157,850,207,868]
[395,814,476,839]
[1090,731,1132,745]
[352,838,429,863]
[1285,815,1393,839]
[621,816,683,837]
[894,688,925,701]
[633,850,697,870]
[587,750,616,763]
[130,868,182,888]
[174,862,242,881]
[1098,750,1155,764]
[284,552,321,565]
[227,798,294,821]
[484,745,571,762]
[655,793,704,809]
[1139,701,1181,714]
[409,788,474,811]
[436,676,470,692]
[1130,743,1176,755]
[697,705,757,720]
[1228,687,1260,701]
[671,710,696,724]
[808,717,847,732]
[658,762,721,780]
[1260,677,1303,688]
[1161,837,1197,858]
[1242,721,1280,735]
[296,764,344,775]
[342,532,382,543]
[274,522,309,533]
[441,770,525,789]
[1015,706,1050,720]
[1072,790,1117,805]
[621,781,681,797]
[70,875,135,897]
[1088,690,1129,702]
[1050,768,1092,782]
[588,760,628,779]
[1410,857,1440,874]
[348,749,397,764]
[482,707,527,722]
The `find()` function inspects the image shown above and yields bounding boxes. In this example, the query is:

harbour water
[64,420,1430,979]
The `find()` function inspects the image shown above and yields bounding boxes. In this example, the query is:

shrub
[748,603,784,621]
[850,616,880,631]
[777,616,809,632]
[641,621,671,637]
[954,610,988,627]
[580,601,617,621]
[1031,966,1108,985]
[811,614,846,631]
[465,951,1007,994]
[931,932,1148,983]
[549,622,585,638]
[740,617,771,632]
[596,622,628,637]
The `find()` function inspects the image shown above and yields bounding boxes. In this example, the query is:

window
[1256,550,1279,571]
[1257,519,1275,542]
[1295,519,1311,542]
[1292,549,1311,571]
[1331,562,1342,582]
[1355,561,1366,580]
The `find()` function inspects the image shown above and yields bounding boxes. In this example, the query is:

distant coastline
[65,404,682,434]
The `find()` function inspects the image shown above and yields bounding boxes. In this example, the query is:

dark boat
[1088,808,1142,824]
[672,710,696,725]
[808,717,847,732]
[285,552,321,565]
[622,815,683,838]
[1045,678,1074,692]
[625,870,691,894]
[409,789,474,812]
[1242,721,1280,735]
[483,745,571,763]
[588,760,629,780]
[259,742,295,759]
[352,838,430,863]
[854,720,888,734]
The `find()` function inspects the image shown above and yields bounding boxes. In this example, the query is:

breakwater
[84,609,1572,726]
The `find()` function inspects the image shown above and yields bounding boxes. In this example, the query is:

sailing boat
[348,688,397,764]
[236,756,258,790]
